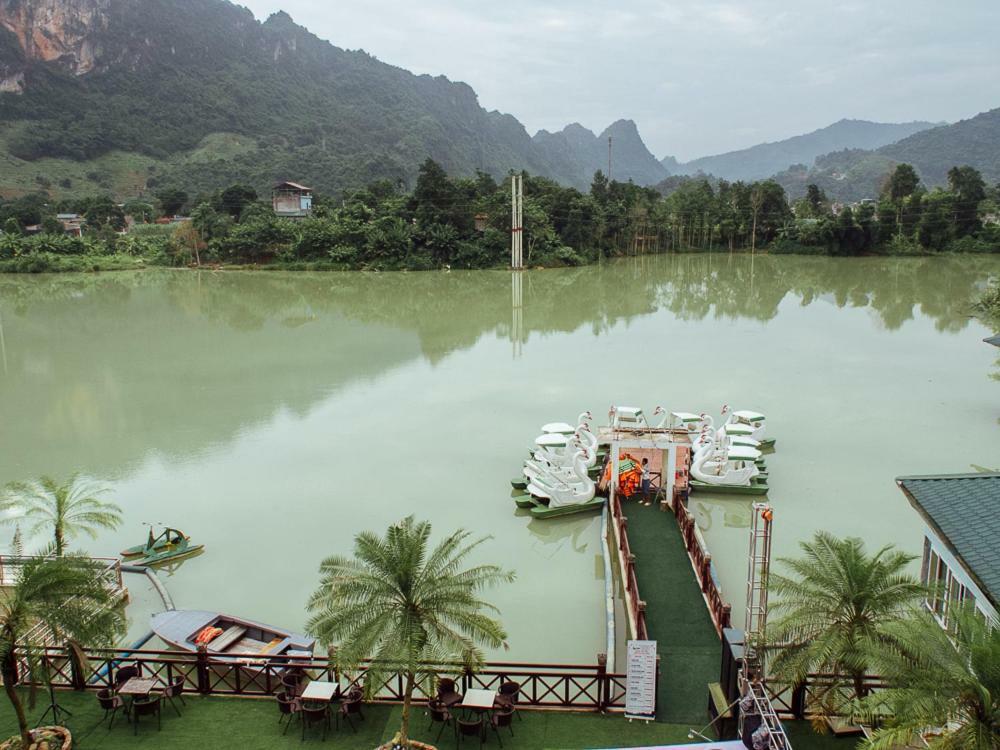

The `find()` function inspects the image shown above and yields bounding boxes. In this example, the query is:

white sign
[625,639,657,720]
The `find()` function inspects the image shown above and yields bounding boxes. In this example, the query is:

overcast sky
[239,0,999,161]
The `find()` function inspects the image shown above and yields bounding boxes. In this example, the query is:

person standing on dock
[640,457,652,506]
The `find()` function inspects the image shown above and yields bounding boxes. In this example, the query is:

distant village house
[272,181,313,218]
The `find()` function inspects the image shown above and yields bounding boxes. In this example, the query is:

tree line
[1,159,998,272]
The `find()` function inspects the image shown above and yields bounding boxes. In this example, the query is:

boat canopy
[670,411,702,423]
[535,433,569,448]
[541,422,577,435]
[726,445,762,461]
[733,410,765,423]
[724,423,755,436]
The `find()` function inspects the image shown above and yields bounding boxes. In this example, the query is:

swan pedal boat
[690,478,769,495]
[517,495,605,519]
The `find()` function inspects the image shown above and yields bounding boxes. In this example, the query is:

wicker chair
[132,694,162,736]
[490,706,515,746]
[113,664,140,689]
[496,681,522,721]
[160,675,186,717]
[301,703,331,742]
[96,688,125,729]
[436,677,463,707]
[457,716,484,750]
[426,698,454,742]
[276,692,302,735]
[339,696,365,732]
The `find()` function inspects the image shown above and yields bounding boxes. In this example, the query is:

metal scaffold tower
[511,173,524,270]
[740,503,792,750]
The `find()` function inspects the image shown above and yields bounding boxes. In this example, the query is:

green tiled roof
[897,473,1000,608]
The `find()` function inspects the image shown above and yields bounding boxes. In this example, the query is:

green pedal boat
[122,526,204,567]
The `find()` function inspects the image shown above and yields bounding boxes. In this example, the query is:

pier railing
[608,494,648,640]
[765,673,887,720]
[10,645,628,712]
[668,495,732,635]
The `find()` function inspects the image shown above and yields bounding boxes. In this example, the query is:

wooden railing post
[596,653,608,712]
[791,681,807,719]
[196,645,210,694]
[701,555,712,592]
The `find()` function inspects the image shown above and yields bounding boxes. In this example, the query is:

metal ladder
[740,503,792,750]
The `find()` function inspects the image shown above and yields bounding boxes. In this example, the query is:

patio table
[300,680,340,703]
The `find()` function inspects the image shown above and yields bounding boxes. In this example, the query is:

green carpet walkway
[625,501,723,726]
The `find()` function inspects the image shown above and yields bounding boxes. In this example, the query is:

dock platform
[623,501,722,725]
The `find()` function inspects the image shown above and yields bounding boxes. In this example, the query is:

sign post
[625,639,657,721]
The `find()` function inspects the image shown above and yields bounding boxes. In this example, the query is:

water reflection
[0,254,997,484]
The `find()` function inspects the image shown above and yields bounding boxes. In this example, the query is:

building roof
[897,473,1000,608]
[273,181,313,192]
[985,335,1000,348]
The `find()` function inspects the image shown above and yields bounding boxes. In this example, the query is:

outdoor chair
[496,681,522,721]
[437,677,463,707]
[160,675,186,717]
[490,707,515,747]
[281,671,304,697]
[276,692,302,735]
[339,696,365,732]
[426,698,455,742]
[96,688,125,729]
[457,716,484,750]
[301,703,331,742]
[132,694,162,736]
[114,663,141,689]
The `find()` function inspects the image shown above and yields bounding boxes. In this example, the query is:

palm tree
[1,475,122,556]
[307,516,514,748]
[862,604,1000,749]
[1,556,126,747]
[767,531,924,714]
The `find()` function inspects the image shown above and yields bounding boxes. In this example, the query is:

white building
[897,473,1000,626]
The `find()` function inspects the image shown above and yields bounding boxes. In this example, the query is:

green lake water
[0,254,998,662]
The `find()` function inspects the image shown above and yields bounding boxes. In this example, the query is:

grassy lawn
[0,688,861,749]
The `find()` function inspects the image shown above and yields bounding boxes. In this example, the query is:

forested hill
[670,119,938,181]
[0,0,663,196]
[770,108,1000,201]
[878,108,1000,186]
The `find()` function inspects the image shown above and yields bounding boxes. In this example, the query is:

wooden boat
[151,610,314,659]
[123,527,203,566]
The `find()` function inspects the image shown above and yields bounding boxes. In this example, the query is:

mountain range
[0,0,997,202]
[666,119,940,182]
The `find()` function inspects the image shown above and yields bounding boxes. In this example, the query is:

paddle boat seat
[209,625,248,652]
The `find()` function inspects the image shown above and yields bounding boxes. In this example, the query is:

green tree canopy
[1,556,126,747]
[767,531,924,715]
[307,516,514,748]
[1,475,123,556]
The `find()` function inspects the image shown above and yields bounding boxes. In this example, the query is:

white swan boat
[523,450,604,519]
[722,407,774,450]
[689,442,769,495]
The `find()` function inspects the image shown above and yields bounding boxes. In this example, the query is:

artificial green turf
[0,688,857,749]
[624,502,722,725]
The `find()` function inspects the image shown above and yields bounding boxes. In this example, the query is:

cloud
[239,0,1000,160]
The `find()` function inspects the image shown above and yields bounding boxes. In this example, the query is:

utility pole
[511,174,524,270]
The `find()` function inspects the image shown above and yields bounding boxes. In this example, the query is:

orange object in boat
[194,626,223,645]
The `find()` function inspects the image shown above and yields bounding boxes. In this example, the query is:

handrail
[11,644,629,712]
[669,493,732,635]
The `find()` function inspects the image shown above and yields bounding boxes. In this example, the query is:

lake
[0,253,997,662]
